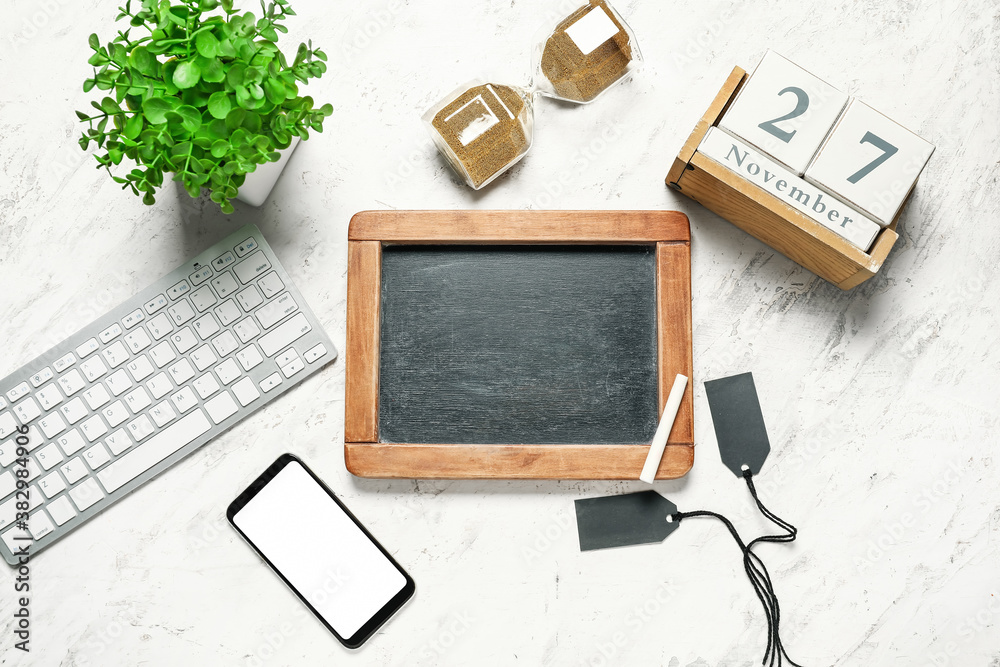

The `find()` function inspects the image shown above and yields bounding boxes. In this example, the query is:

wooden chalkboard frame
[344,210,693,479]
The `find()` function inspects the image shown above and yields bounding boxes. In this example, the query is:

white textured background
[1,0,999,665]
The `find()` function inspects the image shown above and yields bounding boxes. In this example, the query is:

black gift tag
[704,372,771,477]
[574,491,679,551]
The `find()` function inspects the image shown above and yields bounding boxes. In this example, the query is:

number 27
[847,131,897,183]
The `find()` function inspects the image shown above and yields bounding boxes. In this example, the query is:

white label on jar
[445,95,501,146]
[565,6,620,56]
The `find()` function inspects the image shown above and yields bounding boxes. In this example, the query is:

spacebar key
[98,410,211,493]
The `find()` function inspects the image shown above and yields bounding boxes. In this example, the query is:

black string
[670,470,803,667]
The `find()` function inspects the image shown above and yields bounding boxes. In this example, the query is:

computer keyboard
[0,225,336,565]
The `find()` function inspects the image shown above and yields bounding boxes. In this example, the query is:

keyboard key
[47,496,76,526]
[83,443,111,470]
[75,338,100,359]
[191,285,218,312]
[147,313,173,340]
[84,383,114,418]
[232,377,261,407]
[23,427,44,452]
[193,313,221,340]
[6,382,30,403]
[236,345,264,371]
[126,356,155,383]
[106,369,133,396]
[234,317,261,344]
[214,359,241,385]
[102,401,130,428]
[98,410,211,494]
[30,367,53,388]
[211,331,239,358]
[168,300,196,326]
[260,372,282,393]
[80,415,109,442]
[193,374,220,400]
[81,355,109,382]
[146,373,173,400]
[170,387,198,414]
[124,386,152,413]
[127,415,155,441]
[102,341,130,368]
[24,459,41,482]
[0,413,17,439]
[234,251,272,284]
[258,271,284,298]
[149,402,177,427]
[69,478,103,511]
[149,341,177,369]
[39,412,67,438]
[0,441,15,467]
[170,327,198,354]
[125,328,152,353]
[205,391,238,424]
[144,294,168,315]
[234,236,258,257]
[57,430,87,456]
[122,308,145,329]
[104,429,132,456]
[212,251,236,271]
[1,527,25,554]
[236,285,264,312]
[28,510,54,540]
[304,343,327,364]
[36,444,63,470]
[53,352,76,373]
[168,359,196,385]
[211,272,239,299]
[191,345,218,372]
[60,457,88,484]
[60,397,88,425]
[0,472,14,500]
[168,280,190,300]
[99,323,123,344]
[190,266,213,286]
[259,313,311,357]
[39,471,66,499]
[275,349,299,368]
[14,397,41,424]
[281,357,305,378]
[37,383,63,411]
[256,292,298,329]
[58,369,86,397]
[214,299,241,326]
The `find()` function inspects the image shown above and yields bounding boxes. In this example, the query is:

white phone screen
[232,460,407,639]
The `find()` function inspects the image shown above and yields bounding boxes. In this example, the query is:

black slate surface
[378,245,659,445]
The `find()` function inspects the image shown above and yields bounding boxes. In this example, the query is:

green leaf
[124,113,144,139]
[248,83,264,100]
[262,77,286,105]
[319,103,333,116]
[226,63,247,89]
[207,91,231,120]
[225,107,246,130]
[242,111,261,133]
[100,96,120,114]
[195,30,220,58]
[129,46,155,75]
[206,119,229,140]
[142,96,176,124]
[199,56,225,82]
[88,33,99,50]
[210,140,229,158]
[175,105,203,133]
[173,60,201,89]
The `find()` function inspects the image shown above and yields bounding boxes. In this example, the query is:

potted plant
[77,0,332,213]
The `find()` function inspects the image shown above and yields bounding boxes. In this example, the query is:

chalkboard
[377,245,659,445]
[343,210,694,480]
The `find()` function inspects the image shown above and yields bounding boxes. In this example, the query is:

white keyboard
[0,225,336,565]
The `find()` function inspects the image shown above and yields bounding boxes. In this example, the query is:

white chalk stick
[639,374,688,483]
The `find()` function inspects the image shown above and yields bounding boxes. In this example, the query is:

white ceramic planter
[235,135,301,207]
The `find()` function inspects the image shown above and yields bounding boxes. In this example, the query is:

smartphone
[227,454,414,649]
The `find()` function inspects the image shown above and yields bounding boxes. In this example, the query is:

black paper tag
[704,372,771,477]
[574,491,679,551]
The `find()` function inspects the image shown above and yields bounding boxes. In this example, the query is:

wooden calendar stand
[666,67,906,290]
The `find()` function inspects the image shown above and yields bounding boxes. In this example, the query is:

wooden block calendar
[667,54,934,290]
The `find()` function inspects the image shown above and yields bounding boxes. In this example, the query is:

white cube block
[719,51,849,175]
[804,99,935,226]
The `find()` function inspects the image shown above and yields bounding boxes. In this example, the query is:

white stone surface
[1,0,998,665]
